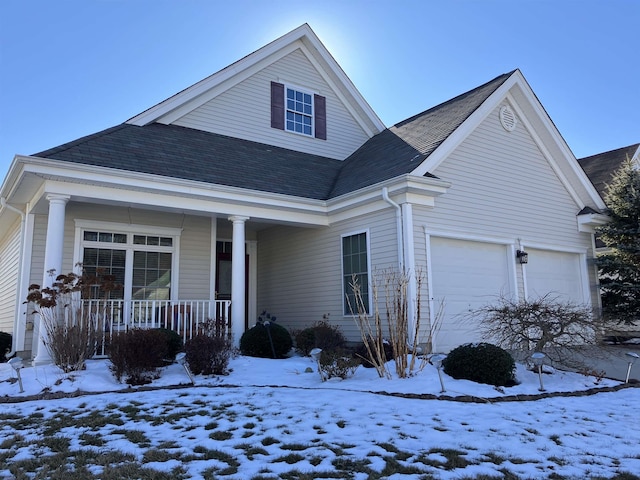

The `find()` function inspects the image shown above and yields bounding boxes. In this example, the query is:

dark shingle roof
[36,123,344,200]
[329,71,513,197]
[578,143,640,198]
[34,71,514,201]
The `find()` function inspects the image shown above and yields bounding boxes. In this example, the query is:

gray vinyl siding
[257,208,398,341]
[412,103,598,325]
[173,48,369,161]
[0,219,21,334]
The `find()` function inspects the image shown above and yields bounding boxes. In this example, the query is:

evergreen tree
[597,157,640,325]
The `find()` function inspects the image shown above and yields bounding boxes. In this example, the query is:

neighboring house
[578,143,640,201]
[0,24,607,362]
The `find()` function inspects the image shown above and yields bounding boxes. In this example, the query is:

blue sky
[1,0,638,180]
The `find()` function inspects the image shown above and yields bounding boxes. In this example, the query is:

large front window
[78,223,178,302]
[342,231,370,315]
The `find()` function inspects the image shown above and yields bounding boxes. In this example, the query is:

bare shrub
[108,329,168,385]
[26,268,117,372]
[185,331,234,375]
[347,268,431,379]
[472,294,603,366]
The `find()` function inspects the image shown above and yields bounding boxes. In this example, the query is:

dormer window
[271,81,327,140]
[286,87,313,135]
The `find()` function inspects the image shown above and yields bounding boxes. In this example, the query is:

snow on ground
[1,355,639,479]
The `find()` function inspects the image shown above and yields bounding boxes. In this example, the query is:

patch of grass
[331,457,373,474]
[272,453,305,464]
[380,456,424,476]
[40,435,71,453]
[111,428,150,447]
[0,433,25,449]
[204,421,219,430]
[336,419,346,428]
[423,448,471,470]
[549,434,562,445]
[78,432,105,447]
[279,470,345,479]
[209,430,233,441]
[313,424,327,434]
[261,436,280,446]
[243,422,256,429]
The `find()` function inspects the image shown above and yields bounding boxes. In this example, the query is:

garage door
[525,248,585,303]
[430,237,513,353]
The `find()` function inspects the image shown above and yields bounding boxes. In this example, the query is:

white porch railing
[72,299,232,357]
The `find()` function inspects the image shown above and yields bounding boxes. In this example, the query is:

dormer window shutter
[314,94,326,140]
[271,81,285,130]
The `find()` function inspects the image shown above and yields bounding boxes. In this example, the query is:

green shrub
[108,328,169,385]
[240,323,292,359]
[0,332,12,362]
[154,328,183,361]
[295,321,346,356]
[185,334,233,375]
[353,338,394,368]
[318,347,359,380]
[442,342,516,387]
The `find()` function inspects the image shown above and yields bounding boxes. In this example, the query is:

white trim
[74,219,183,237]
[210,217,217,305]
[340,229,372,317]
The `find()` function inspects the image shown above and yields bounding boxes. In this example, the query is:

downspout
[382,187,404,270]
[0,197,26,357]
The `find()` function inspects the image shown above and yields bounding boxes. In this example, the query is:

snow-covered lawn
[1,355,639,479]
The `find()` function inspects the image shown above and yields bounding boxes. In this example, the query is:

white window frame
[285,83,315,137]
[341,229,372,316]
[73,220,182,302]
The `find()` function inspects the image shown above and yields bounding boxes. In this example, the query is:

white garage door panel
[526,249,584,303]
[430,237,512,353]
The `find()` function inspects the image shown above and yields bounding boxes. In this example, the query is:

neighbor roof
[33,71,514,201]
[578,143,640,198]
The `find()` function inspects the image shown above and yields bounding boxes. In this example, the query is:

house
[0,24,607,363]
[578,143,640,205]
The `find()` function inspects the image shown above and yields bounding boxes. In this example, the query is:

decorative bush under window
[295,320,346,356]
[108,328,169,385]
[185,334,233,375]
[240,312,292,359]
[442,342,516,387]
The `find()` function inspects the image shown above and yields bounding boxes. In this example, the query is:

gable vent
[499,105,517,132]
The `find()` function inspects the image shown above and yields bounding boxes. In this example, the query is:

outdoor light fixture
[310,348,325,381]
[430,354,447,393]
[175,352,195,385]
[624,352,639,383]
[531,352,546,392]
[516,250,529,264]
[8,357,24,393]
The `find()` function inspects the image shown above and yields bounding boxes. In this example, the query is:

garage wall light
[516,250,529,264]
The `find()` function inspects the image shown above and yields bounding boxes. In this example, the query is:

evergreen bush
[240,322,292,358]
[295,320,345,356]
[185,334,233,375]
[154,328,183,361]
[0,331,11,361]
[108,328,169,385]
[442,342,516,387]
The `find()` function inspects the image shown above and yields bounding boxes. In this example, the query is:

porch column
[33,194,70,365]
[229,215,249,346]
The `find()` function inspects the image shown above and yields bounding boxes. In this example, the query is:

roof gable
[127,24,384,139]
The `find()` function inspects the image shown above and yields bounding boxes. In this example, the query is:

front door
[216,242,249,330]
